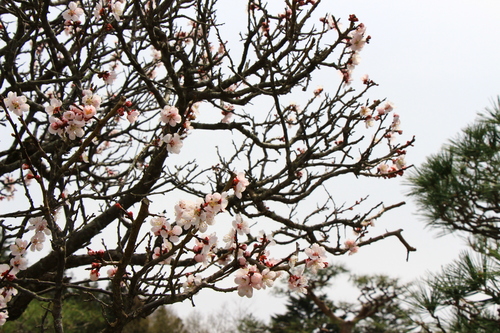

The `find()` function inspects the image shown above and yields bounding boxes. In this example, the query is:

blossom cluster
[150,216,182,264]
[360,100,395,129]
[93,0,124,22]
[174,192,229,232]
[28,217,52,252]
[234,265,280,298]
[304,243,329,274]
[358,101,407,177]
[342,19,369,85]
[0,216,52,323]
[193,233,218,266]
[46,90,138,140]
[232,242,330,298]
[46,90,99,140]
[86,248,123,281]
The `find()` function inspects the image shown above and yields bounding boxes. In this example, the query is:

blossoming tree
[0,0,415,331]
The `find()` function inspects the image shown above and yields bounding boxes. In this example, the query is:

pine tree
[407,100,500,331]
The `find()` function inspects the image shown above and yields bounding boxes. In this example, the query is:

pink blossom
[183,274,202,291]
[90,269,100,281]
[151,46,162,61]
[48,116,67,137]
[150,216,182,242]
[127,110,140,123]
[288,267,308,293]
[10,256,28,274]
[305,243,327,261]
[257,230,275,246]
[100,70,117,84]
[261,268,280,288]
[391,113,401,131]
[395,155,406,170]
[364,115,375,128]
[204,192,228,215]
[351,52,361,66]
[162,133,183,154]
[107,267,118,278]
[174,199,198,229]
[348,23,367,50]
[361,74,370,84]
[222,228,237,249]
[340,68,353,85]
[377,163,391,174]
[376,101,395,116]
[344,239,359,255]
[93,0,105,20]
[221,110,233,123]
[45,98,62,115]
[63,2,84,22]
[4,92,29,116]
[233,172,249,199]
[30,232,46,252]
[82,105,96,121]
[305,243,328,274]
[28,217,51,236]
[160,105,181,126]
[288,255,298,268]
[384,101,395,113]
[0,286,18,303]
[360,105,372,117]
[65,122,85,140]
[110,0,124,21]
[320,14,337,30]
[193,233,217,265]
[349,32,366,52]
[10,239,27,257]
[82,90,102,108]
[232,214,250,235]
[234,265,263,298]
[0,264,15,281]
[0,311,8,326]
[153,239,173,264]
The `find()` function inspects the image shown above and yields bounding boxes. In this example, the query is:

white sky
[174,0,500,322]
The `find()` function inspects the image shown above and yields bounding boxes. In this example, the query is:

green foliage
[0,296,189,333]
[408,98,500,239]
[269,294,338,333]
[407,99,500,331]
[123,306,187,333]
[0,296,106,333]
[236,314,269,333]
[265,266,415,333]
[408,244,500,332]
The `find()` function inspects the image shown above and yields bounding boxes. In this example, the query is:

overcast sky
[173,0,500,322]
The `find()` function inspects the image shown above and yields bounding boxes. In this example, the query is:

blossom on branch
[344,239,359,255]
[162,133,183,154]
[3,92,29,116]
[232,172,249,199]
[305,243,328,274]
[234,265,263,298]
[62,2,84,22]
[160,105,182,126]
[288,267,308,293]
[232,214,250,235]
